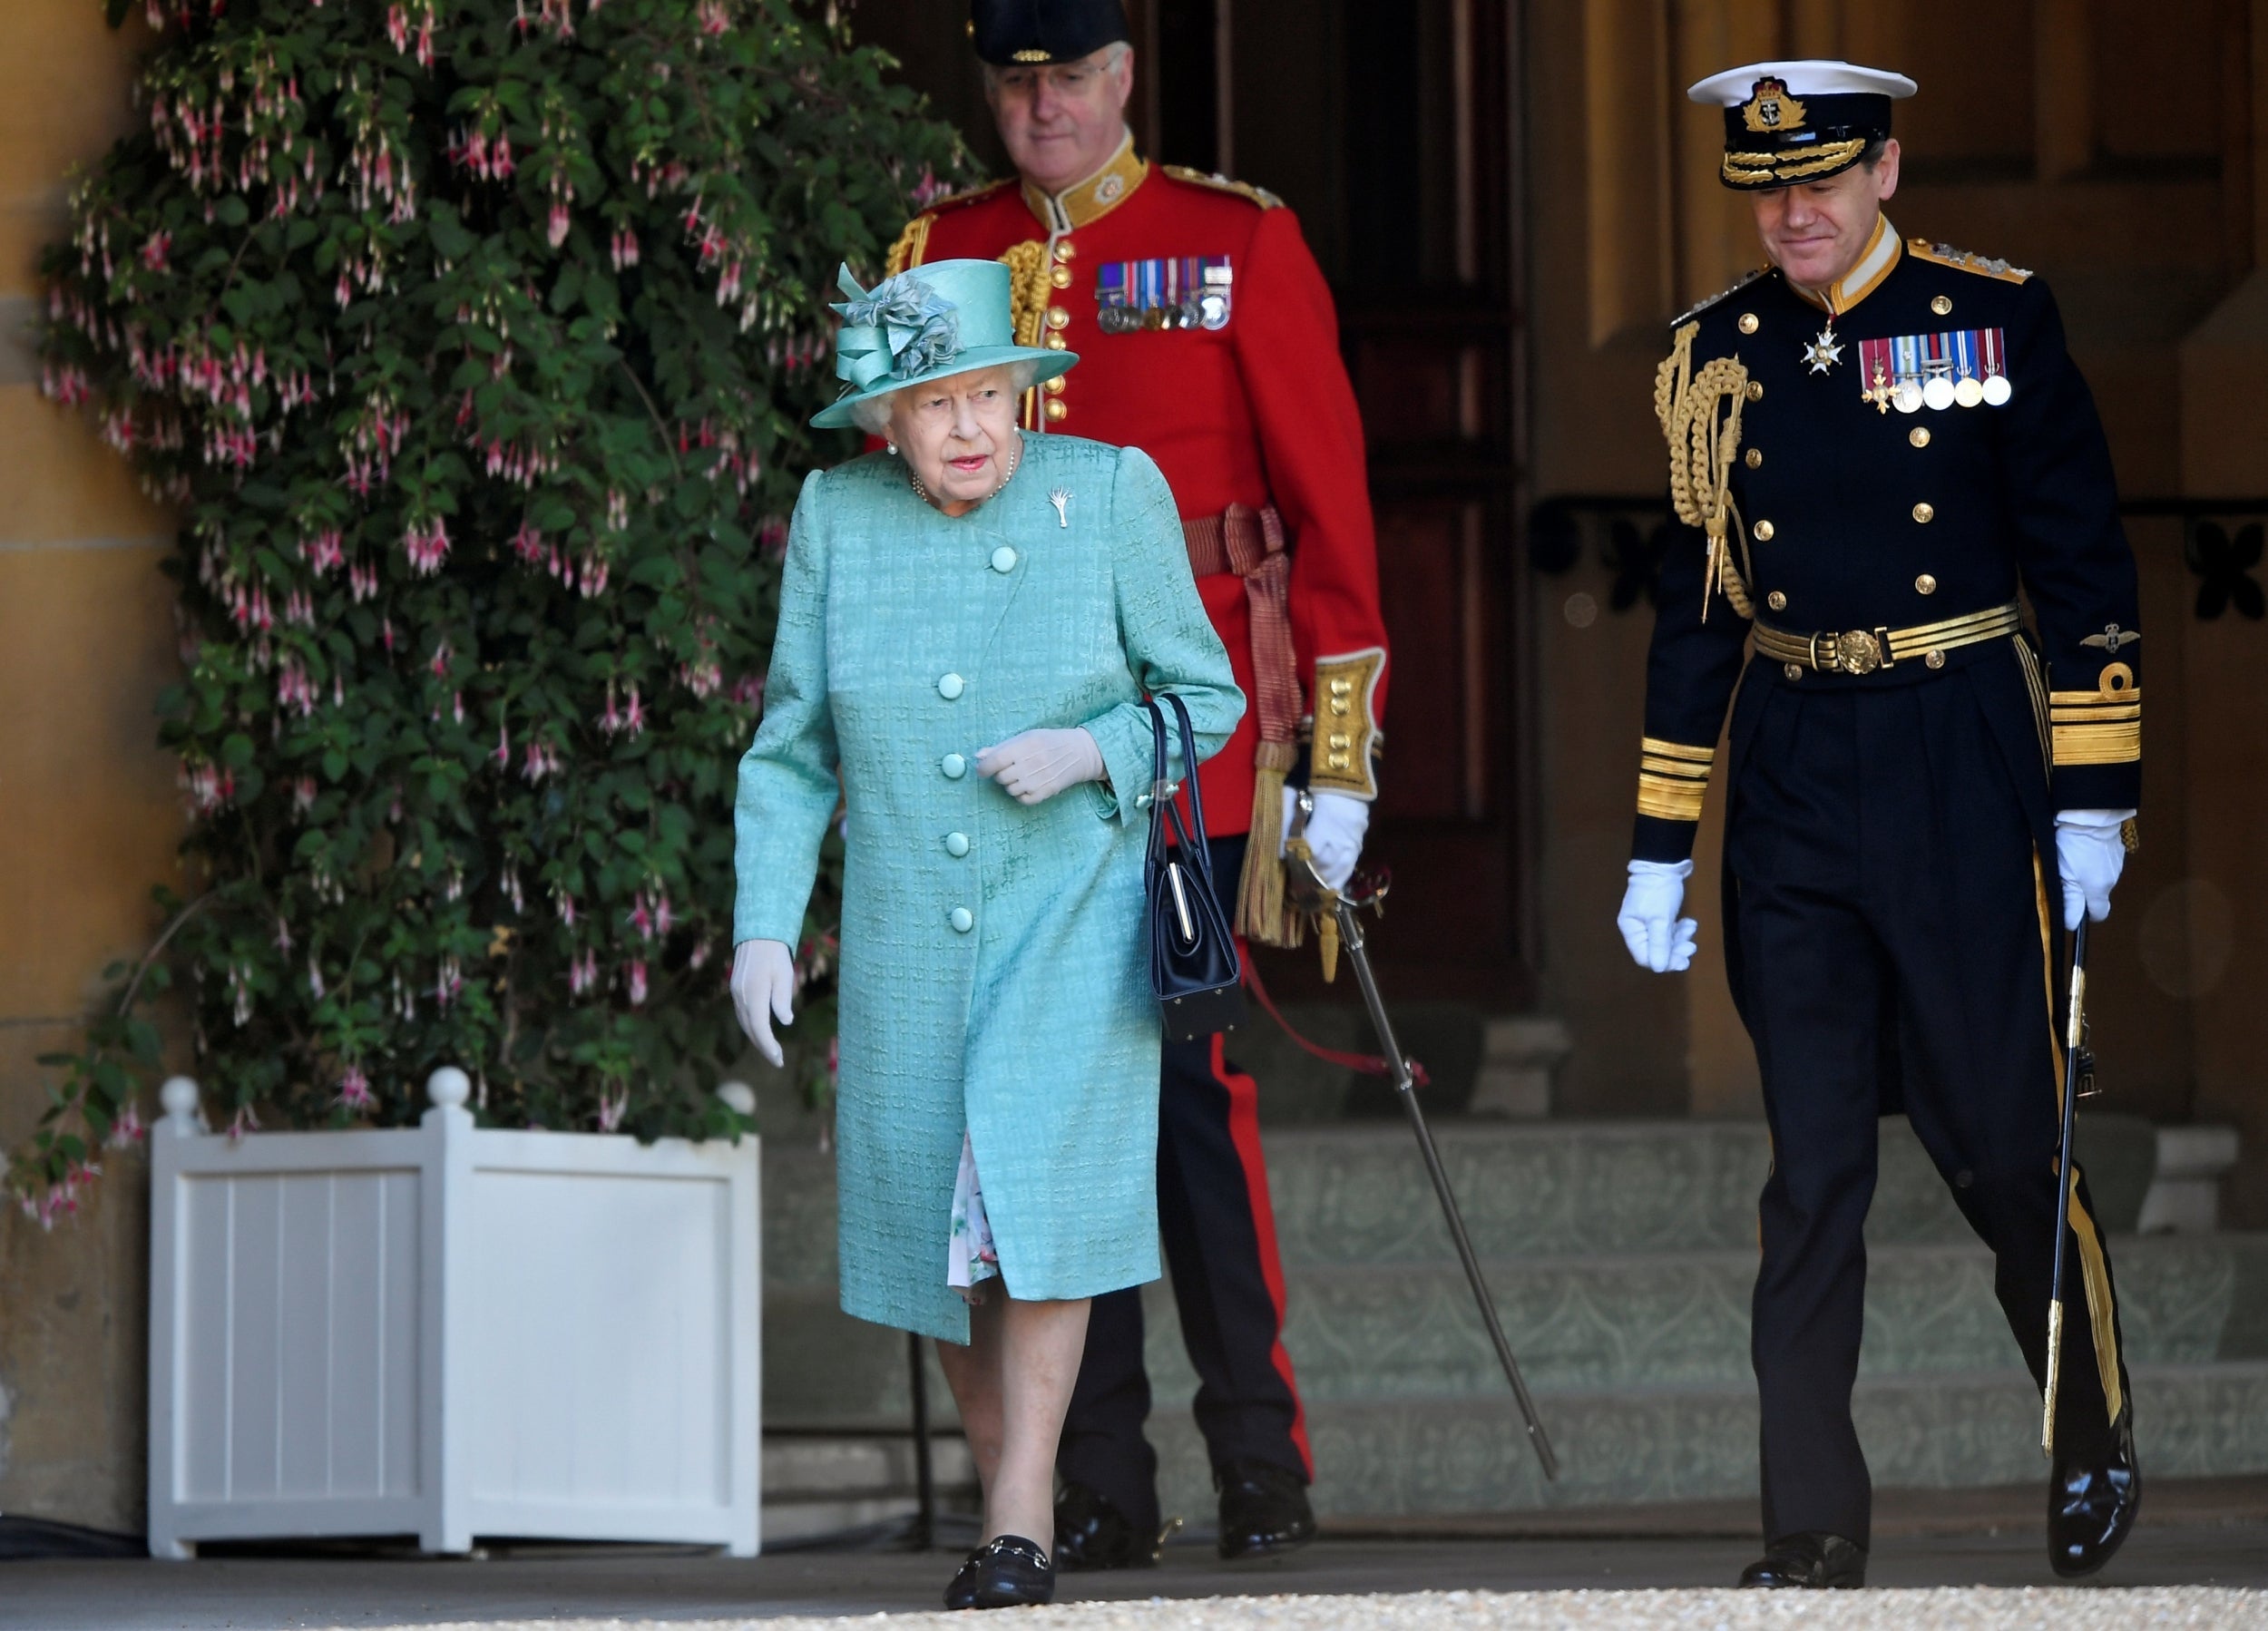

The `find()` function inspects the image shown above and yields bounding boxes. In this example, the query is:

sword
[2042,917,2091,1460]
[1285,796,1559,1481]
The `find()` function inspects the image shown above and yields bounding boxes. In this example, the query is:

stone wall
[0,2,178,1534]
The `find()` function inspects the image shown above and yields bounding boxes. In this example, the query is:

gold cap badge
[1740,77,1808,132]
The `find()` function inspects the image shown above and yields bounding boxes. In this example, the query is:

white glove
[1618,859,1698,973]
[1280,787,1370,891]
[976,727,1105,806]
[2056,808,2135,932]
[730,938,797,1068]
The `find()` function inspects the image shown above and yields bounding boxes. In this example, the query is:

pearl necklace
[908,442,1022,510]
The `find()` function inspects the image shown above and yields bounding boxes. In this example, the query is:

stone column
[2174,0,2268,1225]
[0,2,181,1536]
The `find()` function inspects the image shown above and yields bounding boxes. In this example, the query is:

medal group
[1853,327,2013,412]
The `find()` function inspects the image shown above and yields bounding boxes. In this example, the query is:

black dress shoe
[2049,1404,2141,1578]
[943,1547,982,1611]
[1738,1531,1868,1588]
[1054,1480,1154,1571]
[1215,1458,1316,1560]
[969,1534,1055,1609]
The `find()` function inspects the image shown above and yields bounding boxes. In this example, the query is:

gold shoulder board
[1907,239,2033,283]
[1161,164,1283,210]
[1672,267,1769,329]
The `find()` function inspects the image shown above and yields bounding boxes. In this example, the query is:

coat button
[1045,333,1069,350]
[1767,591,1787,611]
[1910,426,1931,448]
[949,907,973,933]
[1746,380,1764,401]
[938,673,965,699]
[1738,313,1759,334]
[1784,663,1804,682]
[1053,239,1076,260]
[990,546,1018,573]
[1754,519,1775,542]
[1044,398,1069,422]
[1912,502,1935,523]
[1925,649,1947,669]
[944,831,970,858]
[1045,306,1071,330]
[941,753,966,779]
[1745,448,1763,468]
[1050,264,1072,289]
[1915,574,1938,595]
[1931,294,1953,316]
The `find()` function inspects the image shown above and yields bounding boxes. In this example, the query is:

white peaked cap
[1688,60,1918,106]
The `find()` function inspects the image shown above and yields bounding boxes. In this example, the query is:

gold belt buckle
[1810,629,1886,675]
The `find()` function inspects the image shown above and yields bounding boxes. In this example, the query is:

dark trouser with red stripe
[1725,659,2129,1551]
[1057,834,1312,1534]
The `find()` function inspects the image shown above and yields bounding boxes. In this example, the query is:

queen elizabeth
[729,259,1243,1609]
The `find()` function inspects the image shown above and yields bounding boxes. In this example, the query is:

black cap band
[970,0,1131,67]
[1719,81,1892,190]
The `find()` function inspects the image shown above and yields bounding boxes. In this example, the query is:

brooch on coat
[1049,489,1070,528]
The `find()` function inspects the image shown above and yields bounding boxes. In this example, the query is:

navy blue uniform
[1635,216,2141,1547]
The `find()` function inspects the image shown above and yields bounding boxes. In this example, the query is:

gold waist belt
[1753,602,2023,677]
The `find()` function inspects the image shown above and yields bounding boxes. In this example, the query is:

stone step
[1143,1362,2268,1519]
[765,1232,2268,1427]
[760,1113,2163,1285]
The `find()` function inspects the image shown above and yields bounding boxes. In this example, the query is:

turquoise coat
[734,435,1244,1343]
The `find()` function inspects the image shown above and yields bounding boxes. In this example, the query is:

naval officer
[1616,60,2144,1587]
[883,0,1393,1569]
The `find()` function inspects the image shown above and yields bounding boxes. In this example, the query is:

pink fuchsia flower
[140,230,171,272]
[509,521,543,565]
[308,953,326,1000]
[105,1103,147,1150]
[597,1086,628,1133]
[625,960,648,1006]
[492,722,511,768]
[555,889,576,927]
[548,201,570,249]
[336,1066,374,1113]
[403,517,450,574]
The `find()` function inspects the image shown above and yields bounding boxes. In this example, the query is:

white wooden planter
[147,1067,761,1558]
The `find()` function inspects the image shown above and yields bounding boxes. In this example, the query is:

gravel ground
[345,1587,2268,1631]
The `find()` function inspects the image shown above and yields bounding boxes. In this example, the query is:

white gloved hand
[730,938,797,1068]
[1280,787,1371,892]
[976,727,1105,806]
[1618,858,1699,973]
[2056,808,2135,933]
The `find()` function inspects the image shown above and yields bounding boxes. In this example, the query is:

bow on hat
[830,265,961,393]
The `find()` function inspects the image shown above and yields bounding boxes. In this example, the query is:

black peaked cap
[970,0,1132,66]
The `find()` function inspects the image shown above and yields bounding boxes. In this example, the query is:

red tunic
[890,142,1389,835]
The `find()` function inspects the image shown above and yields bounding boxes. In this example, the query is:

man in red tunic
[885,0,1391,1568]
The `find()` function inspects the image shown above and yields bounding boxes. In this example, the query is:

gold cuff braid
[1636,737,1714,822]
[2049,688,2143,767]
[1308,648,1384,799]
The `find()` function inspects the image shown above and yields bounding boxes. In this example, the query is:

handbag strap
[1149,692,1218,886]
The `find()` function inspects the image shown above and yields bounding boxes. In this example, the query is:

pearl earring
[886,441,898,456]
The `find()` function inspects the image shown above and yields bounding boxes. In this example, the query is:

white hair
[980,40,1131,94]
[849,358,1050,438]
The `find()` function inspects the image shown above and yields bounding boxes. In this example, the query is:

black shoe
[2049,1404,2141,1578]
[1054,1481,1155,1571]
[969,1534,1055,1609]
[943,1547,982,1611]
[1214,1458,1315,1560]
[1738,1531,1868,1588]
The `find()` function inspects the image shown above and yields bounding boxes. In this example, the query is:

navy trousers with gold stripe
[1722,645,2128,1549]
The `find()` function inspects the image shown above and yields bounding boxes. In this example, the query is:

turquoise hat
[810,259,1078,430]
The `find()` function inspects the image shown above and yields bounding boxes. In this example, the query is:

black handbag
[1144,693,1246,1042]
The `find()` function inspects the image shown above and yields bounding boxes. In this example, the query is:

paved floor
[5,1486,2265,1630]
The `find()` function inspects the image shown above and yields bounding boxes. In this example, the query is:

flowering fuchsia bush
[15,0,966,1220]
